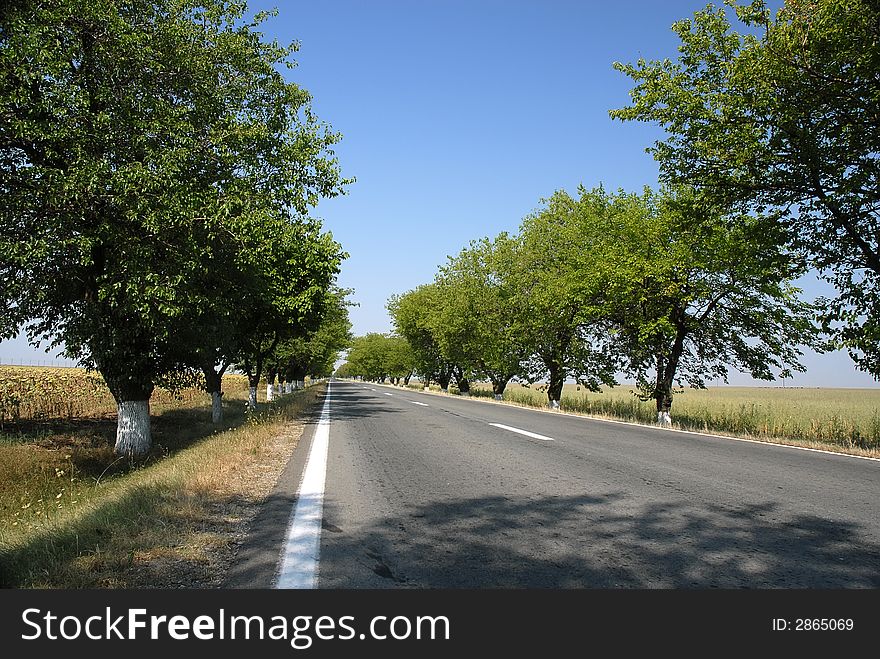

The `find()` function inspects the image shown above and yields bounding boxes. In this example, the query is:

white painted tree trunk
[211,391,222,424]
[115,400,151,455]
[274,383,281,396]
[441,387,448,393]
[248,386,257,410]
[657,411,672,426]
[550,399,560,409]
[266,383,274,402]
[424,386,429,391]
[494,394,503,401]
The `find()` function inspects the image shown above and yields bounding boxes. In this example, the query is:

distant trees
[342,333,415,384]
[0,1,350,453]
[372,184,817,423]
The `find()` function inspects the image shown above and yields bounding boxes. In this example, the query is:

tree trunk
[211,391,223,424]
[547,363,564,409]
[491,376,511,401]
[115,400,151,456]
[654,321,687,427]
[247,372,260,411]
[202,363,224,425]
[102,369,155,456]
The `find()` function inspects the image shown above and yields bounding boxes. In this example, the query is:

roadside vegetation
[466,383,880,457]
[0,377,323,588]
[1,0,351,456]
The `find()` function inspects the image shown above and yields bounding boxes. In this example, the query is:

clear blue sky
[1,0,876,387]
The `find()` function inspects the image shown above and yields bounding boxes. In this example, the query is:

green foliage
[344,333,414,382]
[0,1,350,451]
[513,187,621,403]
[596,186,819,414]
[274,287,353,382]
[387,284,453,387]
[611,0,880,378]
[433,234,526,396]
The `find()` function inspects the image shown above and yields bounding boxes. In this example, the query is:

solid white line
[409,401,429,406]
[275,383,332,589]
[489,422,554,441]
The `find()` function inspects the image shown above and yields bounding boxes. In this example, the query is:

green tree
[514,188,619,407]
[598,187,818,424]
[434,234,527,399]
[236,216,345,409]
[387,285,454,391]
[346,333,391,382]
[0,0,348,453]
[276,287,353,390]
[383,336,417,385]
[610,0,880,377]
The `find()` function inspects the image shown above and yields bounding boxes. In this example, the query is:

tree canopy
[610,0,880,377]
[1,0,350,453]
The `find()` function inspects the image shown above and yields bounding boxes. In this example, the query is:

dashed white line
[384,392,394,396]
[409,401,429,406]
[489,422,554,441]
[275,383,332,589]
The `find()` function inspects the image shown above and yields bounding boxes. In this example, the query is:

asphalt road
[229,379,880,589]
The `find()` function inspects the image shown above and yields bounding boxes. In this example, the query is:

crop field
[0,366,250,425]
[462,382,880,455]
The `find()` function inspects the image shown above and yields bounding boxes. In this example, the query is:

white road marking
[275,383,332,589]
[409,401,429,406]
[384,392,394,396]
[489,422,554,441]
[371,388,377,391]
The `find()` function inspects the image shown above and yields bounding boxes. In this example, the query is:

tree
[345,333,391,382]
[387,285,454,391]
[0,1,349,453]
[513,188,620,407]
[236,215,345,409]
[433,234,527,399]
[610,0,880,377]
[383,336,416,385]
[598,187,818,424]
[276,287,353,389]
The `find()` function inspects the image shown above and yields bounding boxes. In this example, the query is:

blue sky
[2,0,877,387]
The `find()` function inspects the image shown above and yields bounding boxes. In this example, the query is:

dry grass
[0,381,321,588]
[458,382,880,458]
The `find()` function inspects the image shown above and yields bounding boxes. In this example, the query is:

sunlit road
[233,379,880,588]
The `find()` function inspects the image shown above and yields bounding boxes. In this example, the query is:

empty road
[232,380,880,588]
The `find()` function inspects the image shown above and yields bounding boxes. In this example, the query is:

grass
[416,381,880,458]
[0,374,321,588]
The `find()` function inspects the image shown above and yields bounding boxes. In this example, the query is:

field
[458,382,880,456]
[0,365,251,425]
[0,365,304,588]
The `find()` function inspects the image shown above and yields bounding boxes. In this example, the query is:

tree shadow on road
[313,491,880,588]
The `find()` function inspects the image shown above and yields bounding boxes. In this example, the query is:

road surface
[228,380,880,588]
